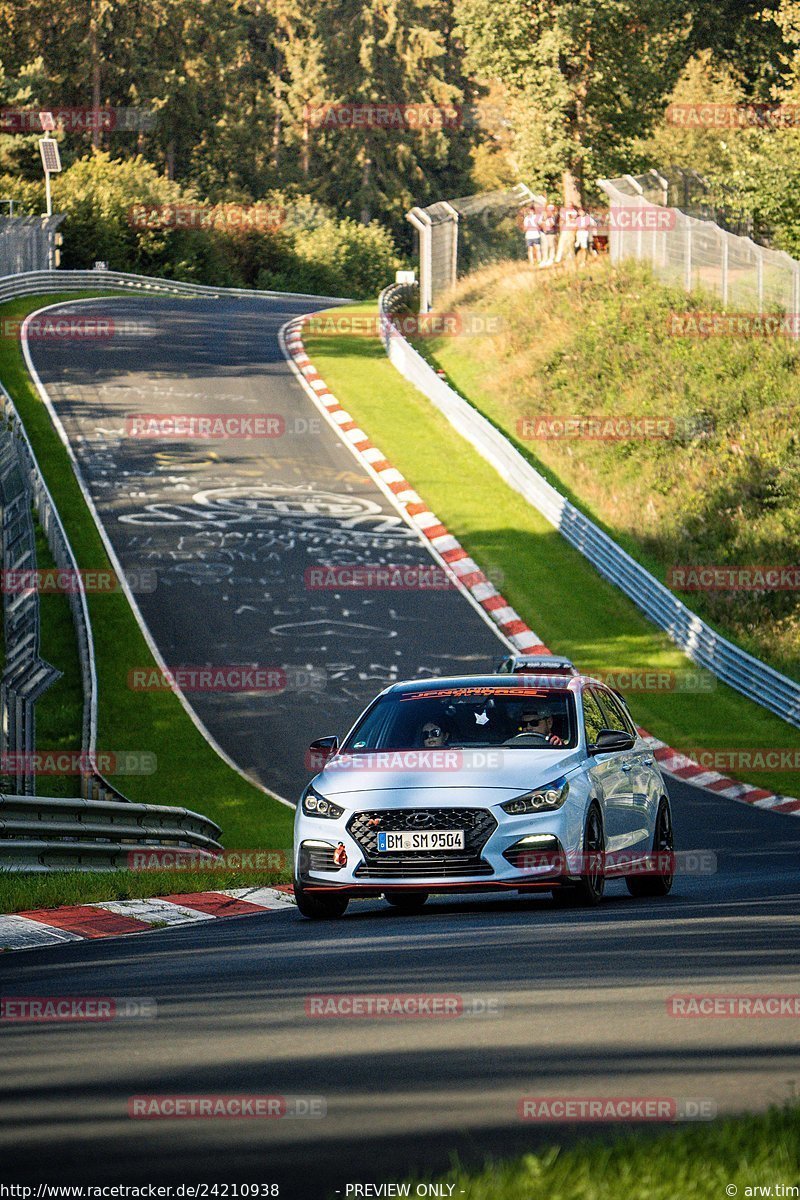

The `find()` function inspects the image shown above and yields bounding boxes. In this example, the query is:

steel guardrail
[378,284,800,729]
[0,378,112,796]
[0,793,222,871]
[0,267,352,304]
[0,266,356,866]
[0,268,278,827]
[0,424,62,793]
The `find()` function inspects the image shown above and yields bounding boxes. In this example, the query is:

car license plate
[377,830,465,852]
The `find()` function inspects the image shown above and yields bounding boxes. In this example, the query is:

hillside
[420,258,800,680]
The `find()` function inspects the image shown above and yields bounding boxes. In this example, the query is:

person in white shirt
[574,206,597,267]
[522,206,542,266]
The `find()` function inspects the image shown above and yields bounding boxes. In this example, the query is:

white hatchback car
[293,674,674,918]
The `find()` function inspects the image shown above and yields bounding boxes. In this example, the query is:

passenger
[420,721,450,748]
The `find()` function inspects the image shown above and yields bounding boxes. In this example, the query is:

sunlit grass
[426,258,800,681]
[0,863,292,916]
[410,1104,799,1200]
[306,302,800,800]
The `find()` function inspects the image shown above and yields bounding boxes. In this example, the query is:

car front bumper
[294,798,584,894]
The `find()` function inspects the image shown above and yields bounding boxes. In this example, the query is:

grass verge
[409,1104,799,1199]
[0,292,294,852]
[0,862,291,916]
[305,302,800,801]
[421,258,799,681]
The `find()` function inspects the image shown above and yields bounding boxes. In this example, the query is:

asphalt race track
[3,291,799,1194]
[2,786,800,1193]
[25,294,504,800]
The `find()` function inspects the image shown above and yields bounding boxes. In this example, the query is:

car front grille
[348,806,497,879]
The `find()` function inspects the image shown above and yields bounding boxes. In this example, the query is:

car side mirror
[589,728,635,755]
[307,735,339,770]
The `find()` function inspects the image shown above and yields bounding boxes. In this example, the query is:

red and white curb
[282,314,800,819]
[638,733,800,815]
[0,887,296,953]
[283,319,547,655]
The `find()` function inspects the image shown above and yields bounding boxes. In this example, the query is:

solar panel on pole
[39,138,62,173]
[38,137,61,222]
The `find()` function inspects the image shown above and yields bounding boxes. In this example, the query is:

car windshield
[341,685,577,751]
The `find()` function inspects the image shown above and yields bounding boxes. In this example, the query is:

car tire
[551,805,605,907]
[384,891,429,913]
[573,803,606,906]
[626,798,674,898]
[293,881,349,919]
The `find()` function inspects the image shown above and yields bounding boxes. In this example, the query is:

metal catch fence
[598,170,800,313]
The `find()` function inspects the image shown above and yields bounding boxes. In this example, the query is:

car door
[595,688,653,850]
[582,686,632,850]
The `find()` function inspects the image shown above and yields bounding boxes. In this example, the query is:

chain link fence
[598,170,800,314]
[0,215,66,275]
[0,424,62,794]
[407,184,544,311]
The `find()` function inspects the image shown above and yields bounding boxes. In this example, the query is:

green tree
[318,0,474,224]
[456,0,691,200]
[632,51,748,181]
[685,0,784,95]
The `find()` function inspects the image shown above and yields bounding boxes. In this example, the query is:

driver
[518,704,564,746]
[420,721,450,748]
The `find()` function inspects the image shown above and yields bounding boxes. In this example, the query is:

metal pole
[721,231,729,307]
[406,208,434,313]
[44,170,52,218]
[441,201,459,291]
[607,195,619,265]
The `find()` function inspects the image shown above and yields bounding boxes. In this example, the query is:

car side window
[582,689,606,746]
[597,689,636,736]
[595,689,627,733]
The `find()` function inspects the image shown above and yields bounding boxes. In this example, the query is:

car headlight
[302,786,344,819]
[501,778,569,814]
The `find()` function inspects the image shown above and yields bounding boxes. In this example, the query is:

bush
[1,152,404,299]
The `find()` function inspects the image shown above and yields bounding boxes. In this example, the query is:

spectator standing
[539,203,558,267]
[574,206,597,268]
[522,205,542,266]
[555,203,579,264]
